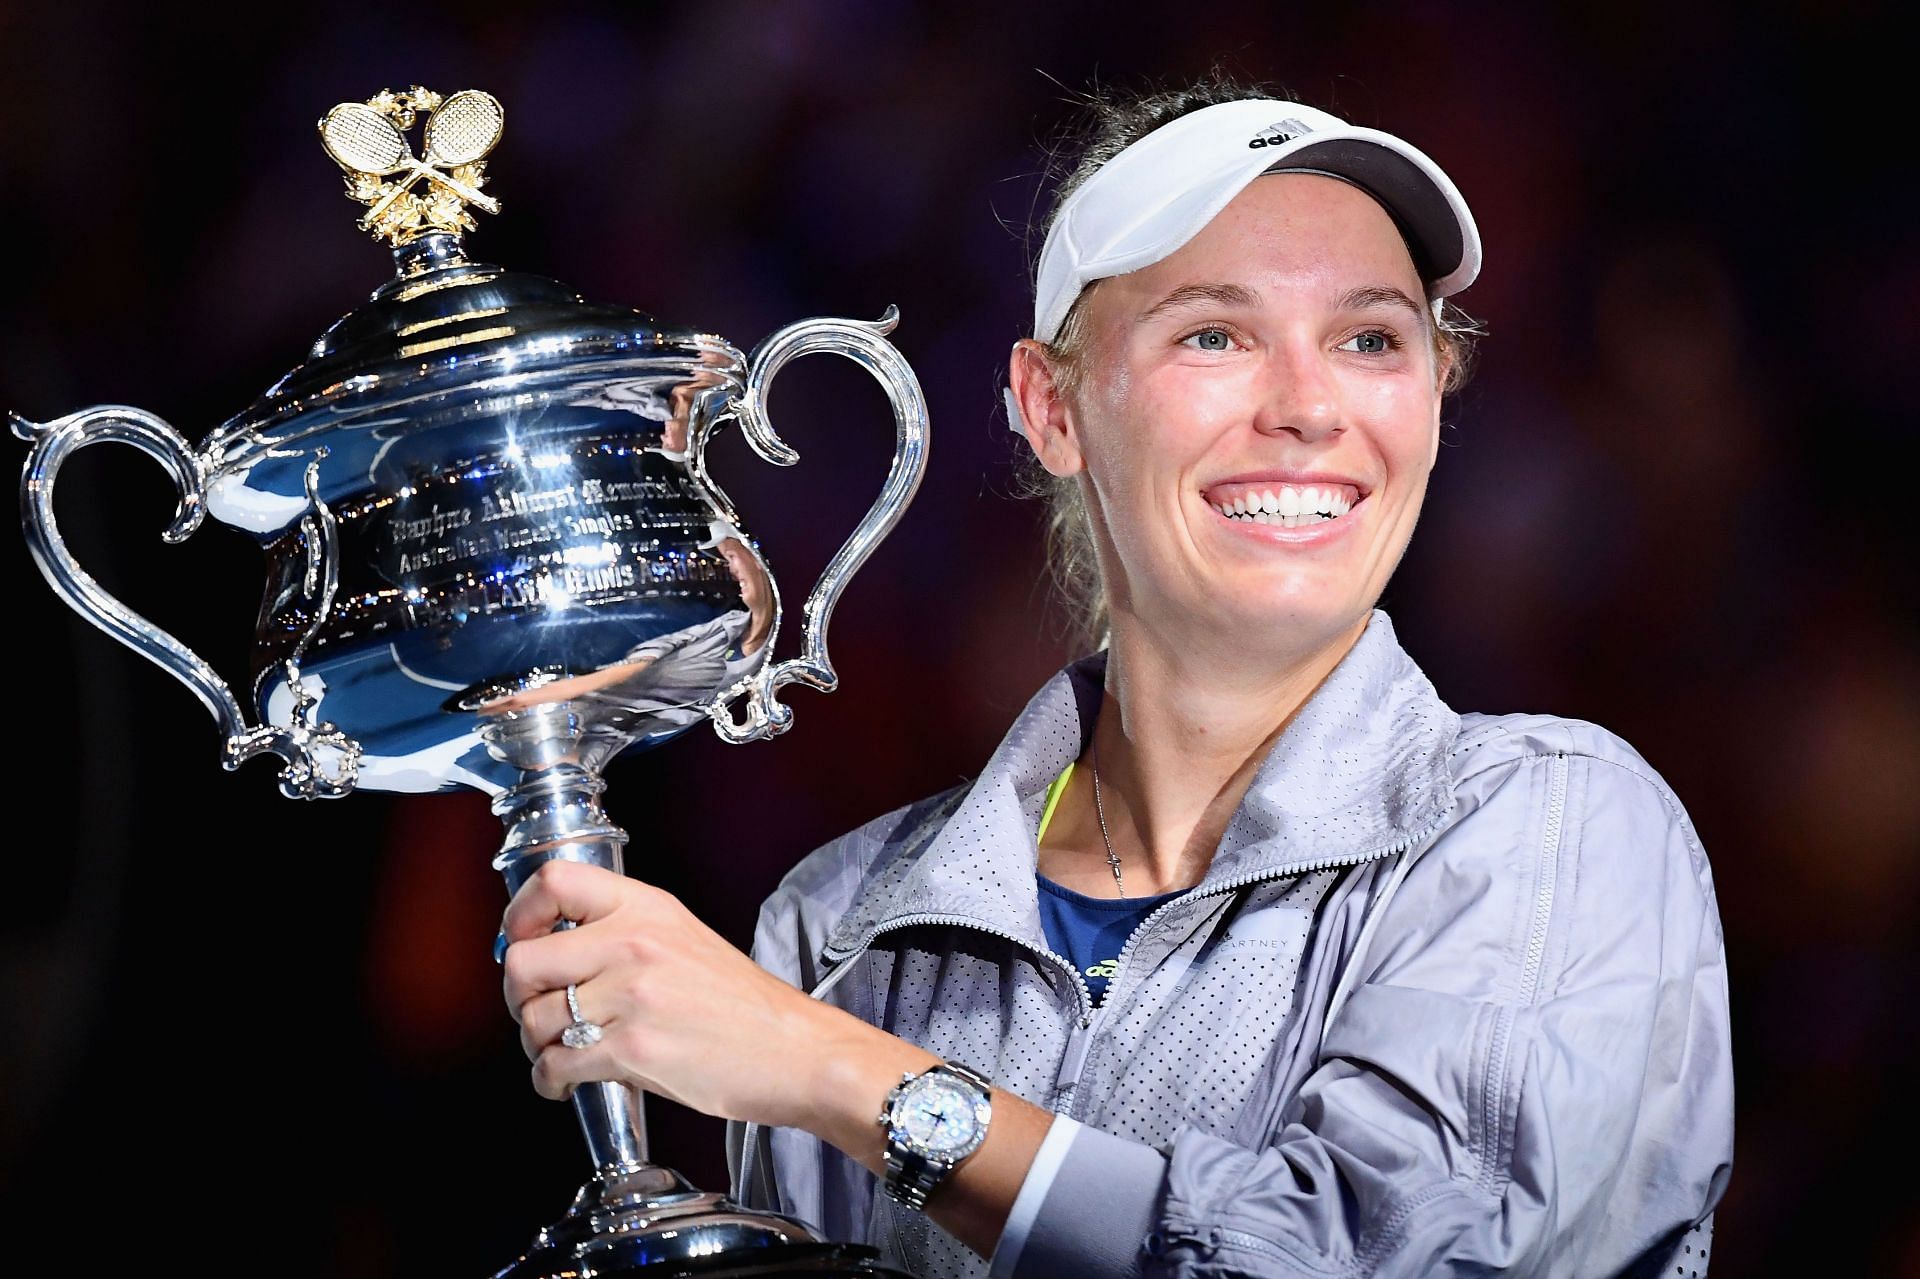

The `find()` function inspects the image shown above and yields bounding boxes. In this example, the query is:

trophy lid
[201,86,742,490]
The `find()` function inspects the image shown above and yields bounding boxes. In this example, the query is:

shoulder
[1449,711,1706,849]
[1453,710,1680,789]
[1345,707,1728,1063]
[1436,711,1722,954]
[750,781,971,987]
[1328,714,1733,1259]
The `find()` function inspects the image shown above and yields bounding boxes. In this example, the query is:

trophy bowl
[14,84,924,1278]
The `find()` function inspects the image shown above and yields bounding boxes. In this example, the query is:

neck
[1087,611,1370,892]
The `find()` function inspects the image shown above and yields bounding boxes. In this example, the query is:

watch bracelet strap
[881,1145,949,1210]
[880,1060,993,1210]
[934,1060,992,1093]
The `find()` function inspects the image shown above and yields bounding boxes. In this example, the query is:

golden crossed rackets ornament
[319,87,505,245]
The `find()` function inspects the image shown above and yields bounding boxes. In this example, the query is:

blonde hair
[1016,72,1485,650]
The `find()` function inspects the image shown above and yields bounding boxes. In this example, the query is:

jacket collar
[826,610,1460,958]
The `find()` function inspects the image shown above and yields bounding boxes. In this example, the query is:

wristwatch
[877,1060,994,1210]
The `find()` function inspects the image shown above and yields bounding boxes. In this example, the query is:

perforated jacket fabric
[725,612,1733,1277]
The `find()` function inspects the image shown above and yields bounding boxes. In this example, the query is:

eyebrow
[1135,281,1430,327]
[1136,282,1261,323]
[1335,284,1428,326]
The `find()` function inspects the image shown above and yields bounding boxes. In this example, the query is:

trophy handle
[13,405,360,798]
[710,306,929,743]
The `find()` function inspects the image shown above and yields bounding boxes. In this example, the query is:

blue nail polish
[494,930,509,964]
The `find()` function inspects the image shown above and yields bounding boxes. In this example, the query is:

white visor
[1011,98,1482,432]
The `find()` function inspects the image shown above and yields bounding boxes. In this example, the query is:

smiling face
[1013,172,1448,664]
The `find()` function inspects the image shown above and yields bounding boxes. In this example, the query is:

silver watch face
[894,1073,990,1159]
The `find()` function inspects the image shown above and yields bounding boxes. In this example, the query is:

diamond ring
[561,983,603,1049]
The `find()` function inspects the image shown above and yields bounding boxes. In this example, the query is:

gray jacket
[727,613,1732,1277]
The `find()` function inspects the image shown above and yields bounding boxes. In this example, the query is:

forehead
[1102,172,1425,307]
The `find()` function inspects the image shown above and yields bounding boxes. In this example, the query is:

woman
[500,80,1734,1277]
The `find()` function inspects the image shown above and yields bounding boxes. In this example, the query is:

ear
[1008,339,1084,478]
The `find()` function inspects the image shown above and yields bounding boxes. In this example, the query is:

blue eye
[1341,330,1396,354]
[1183,328,1234,352]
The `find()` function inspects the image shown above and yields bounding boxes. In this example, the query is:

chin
[1198,590,1371,653]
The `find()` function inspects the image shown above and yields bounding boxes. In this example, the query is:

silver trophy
[14,85,924,1278]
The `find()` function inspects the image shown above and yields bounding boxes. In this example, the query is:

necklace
[1089,740,1127,897]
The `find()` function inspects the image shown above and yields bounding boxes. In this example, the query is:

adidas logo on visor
[1248,119,1314,149]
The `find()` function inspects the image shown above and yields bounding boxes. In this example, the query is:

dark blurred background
[2,2,1913,1274]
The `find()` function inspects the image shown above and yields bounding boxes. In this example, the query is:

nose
[1254,335,1343,442]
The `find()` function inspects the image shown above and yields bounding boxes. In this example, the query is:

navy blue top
[1036,875,1182,1006]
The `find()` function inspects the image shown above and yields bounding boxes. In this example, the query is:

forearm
[792,1003,1053,1258]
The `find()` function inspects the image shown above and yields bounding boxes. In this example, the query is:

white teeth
[1210,485,1361,522]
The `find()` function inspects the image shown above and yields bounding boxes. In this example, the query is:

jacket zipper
[824,803,1461,1028]
[1218,1228,1293,1261]
[1149,1226,1298,1264]
[823,819,1451,1027]
[1518,753,1568,1005]
[1474,752,1567,1193]
[1102,804,1460,1011]
[738,805,1460,1192]
[827,913,1096,1020]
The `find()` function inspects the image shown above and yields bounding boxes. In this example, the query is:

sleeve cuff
[988,1114,1081,1279]
[990,1117,1166,1279]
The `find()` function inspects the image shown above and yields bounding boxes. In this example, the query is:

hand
[500,858,873,1128]
[502,861,1053,1262]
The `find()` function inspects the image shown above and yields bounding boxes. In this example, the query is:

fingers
[518,986,568,1058]
[518,982,600,1059]
[501,927,607,1018]
[520,979,619,1100]
[523,982,660,1105]
[501,863,685,1017]
[501,859,639,944]
[531,1029,615,1101]
[495,861,712,1109]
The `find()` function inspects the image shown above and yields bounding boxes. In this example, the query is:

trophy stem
[476,701,898,1276]
[486,714,648,1175]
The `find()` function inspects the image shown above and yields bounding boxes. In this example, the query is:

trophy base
[493,1160,909,1278]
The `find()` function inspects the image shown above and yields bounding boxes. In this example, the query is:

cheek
[1355,381,1441,476]
[1073,402,1199,585]
[1081,379,1215,527]
[1144,358,1257,432]
[1075,367,1149,502]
